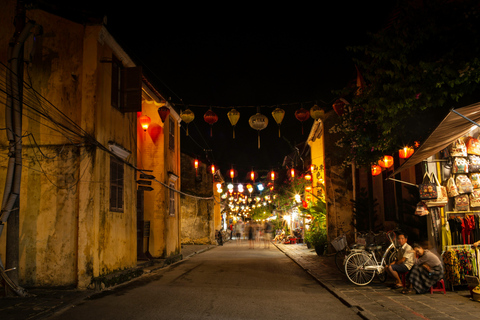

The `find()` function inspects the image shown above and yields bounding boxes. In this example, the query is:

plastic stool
[430,279,446,294]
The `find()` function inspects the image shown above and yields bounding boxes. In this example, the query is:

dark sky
[59,2,397,180]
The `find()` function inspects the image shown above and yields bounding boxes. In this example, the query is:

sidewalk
[0,244,216,320]
[275,242,480,320]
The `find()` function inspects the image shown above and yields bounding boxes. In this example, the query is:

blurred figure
[235,220,244,244]
[263,221,273,248]
[248,223,255,249]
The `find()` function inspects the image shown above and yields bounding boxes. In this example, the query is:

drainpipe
[0,1,35,295]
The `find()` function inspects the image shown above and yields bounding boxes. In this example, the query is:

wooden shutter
[122,66,142,113]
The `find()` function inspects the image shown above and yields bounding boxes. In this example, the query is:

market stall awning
[388,102,480,179]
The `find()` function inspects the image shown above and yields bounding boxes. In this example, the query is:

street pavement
[1,240,479,320]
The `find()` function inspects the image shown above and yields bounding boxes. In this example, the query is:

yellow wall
[1,4,137,288]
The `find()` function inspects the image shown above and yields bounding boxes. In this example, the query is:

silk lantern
[227,108,240,139]
[378,155,394,168]
[249,170,258,182]
[158,106,170,123]
[180,108,195,136]
[295,107,310,135]
[332,99,347,116]
[139,115,151,132]
[310,104,324,120]
[249,110,268,149]
[399,146,414,159]
[371,164,382,176]
[271,107,285,137]
[204,108,218,137]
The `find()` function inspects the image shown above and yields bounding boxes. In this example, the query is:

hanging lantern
[378,155,394,168]
[249,170,258,182]
[310,104,324,120]
[271,107,285,137]
[158,106,170,123]
[204,108,218,137]
[229,168,237,180]
[270,171,277,181]
[294,107,310,135]
[227,108,240,139]
[194,159,199,169]
[180,109,195,136]
[399,146,414,159]
[371,164,382,176]
[210,164,216,175]
[290,168,295,178]
[249,109,268,149]
[305,185,312,193]
[304,173,312,181]
[138,115,151,132]
[332,98,348,116]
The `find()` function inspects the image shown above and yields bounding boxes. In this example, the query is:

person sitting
[386,232,415,289]
[274,229,285,243]
[402,243,444,294]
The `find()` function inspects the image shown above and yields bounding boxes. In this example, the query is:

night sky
[41,1,397,180]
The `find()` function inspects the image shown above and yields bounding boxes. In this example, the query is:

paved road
[48,241,361,320]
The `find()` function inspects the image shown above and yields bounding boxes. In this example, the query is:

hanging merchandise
[456,174,474,194]
[450,138,467,157]
[158,106,170,123]
[471,173,480,189]
[466,136,480,155]
[468,155,480,172]
[180,108,195,136]
[294,107,310,135]
[227,108,240,139]
[470,189,480,207]
[271,107,285,137]
[455,194,470,211]
[419,172,438,200]
[249,109,268,149]
[415,201,429,216]
[310,103,324,120]
[447,176,460,197]
[425,173,448,207]
[453,157,469,174]
[204,108,218,137]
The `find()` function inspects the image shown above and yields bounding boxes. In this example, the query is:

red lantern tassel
[233,126,236,139]
[258,132,261,149]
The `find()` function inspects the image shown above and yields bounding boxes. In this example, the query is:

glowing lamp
[139,115,151,131]
[194,159,199,169]
[257,183,264,191]
[210,164,216,175]
[371,164,382,176]
[290,168,295,178]
[304,173,312,181]
[270,171,276,181]
[399,147,414,159]
[229,168,237,179]
[305,185,312,193]
[249,170,258,182]
[378,155,394,168]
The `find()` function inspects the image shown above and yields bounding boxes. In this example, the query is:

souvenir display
[456,174,474,194]
[450,138,467,157]
[415,201,429,216]
[453,157,469,174]
[447,176,460,197]
[470,189,480,207]
[466,136,480,155]
[425,173,448,207]
[471,173,480,189]
[419,172,438,200]
[455,194,470,211]
[469,155,480,172]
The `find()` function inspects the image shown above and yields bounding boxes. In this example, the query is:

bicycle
[344,230,398,286]
[333,231,369,273]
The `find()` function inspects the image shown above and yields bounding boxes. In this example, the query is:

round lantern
[332,98,348,116]
[378,155,394,168]
[180,108,195,136]
[139,115,151,132]
[210,164,216,175]
[249,170,258,182]
[229,168,238,180]
[399,146,414,159]
[271,107,285,137]
[290,168,296,178]
[294,107,310,135]
[304,173,312,181]
[310,104,324,120]
[158,106,170,123]
[249,110,268,149]
[270,170,277,181]
[204,108,218,137]
[227,108,240,139]
[371,164,382,176]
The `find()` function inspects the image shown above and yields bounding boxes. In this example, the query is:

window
[111,54,142,113]
[110,156,124,212]
[169,182,175,216]
[169,117,175,151]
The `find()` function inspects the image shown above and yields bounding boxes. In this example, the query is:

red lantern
[399,147,414,159]
[332,98,348,116]
[204,109,218,137]
[270,171,276,181]
[249,170,257,182]
[210,164,216,175]
[304,173,312,181]
[139,115,151,131]
[378,155,394,168]
[158,106,170,123]
[371,164,382,176]
[305,185,312,193]
[294,107,310,135]
[194,159,199,169]
[290,168,295,178]
[229,168,237,180]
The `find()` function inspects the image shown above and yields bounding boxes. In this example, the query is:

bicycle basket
[331,234,347,251]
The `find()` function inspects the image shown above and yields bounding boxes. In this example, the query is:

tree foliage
[331,0,480,166]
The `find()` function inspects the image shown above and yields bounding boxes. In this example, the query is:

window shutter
[122,66,142,113]
[111,56,121,110]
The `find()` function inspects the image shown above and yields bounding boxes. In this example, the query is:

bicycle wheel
[345,252,375,286]
[335,249,347,273]
[376,267,387,282]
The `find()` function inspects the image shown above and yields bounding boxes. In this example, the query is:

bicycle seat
[366,244,383,251]
[350,243,365,250]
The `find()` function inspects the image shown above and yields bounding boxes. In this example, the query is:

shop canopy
[388,101,480,179]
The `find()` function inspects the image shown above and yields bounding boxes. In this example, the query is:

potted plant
[301,197,327,256]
